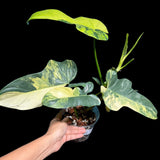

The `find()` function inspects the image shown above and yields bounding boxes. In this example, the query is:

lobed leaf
[101,69,158,119]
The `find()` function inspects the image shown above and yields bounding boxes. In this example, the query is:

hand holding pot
[0,110,85,160]
[45,110,86,153]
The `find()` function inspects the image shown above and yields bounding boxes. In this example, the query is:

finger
[66,134,84,142]
[54,110,65,121]
[66,126,86,135]
[62,117,73,124]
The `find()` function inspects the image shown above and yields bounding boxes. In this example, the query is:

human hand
[0,110,86,160]
[44,110,86,153]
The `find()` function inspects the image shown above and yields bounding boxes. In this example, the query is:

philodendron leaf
[0,59,77,110]
[92,77,101,85]
[101,69,158,119]
[42,85,101,109]
[68,82,94,94]
[27,9,109,41]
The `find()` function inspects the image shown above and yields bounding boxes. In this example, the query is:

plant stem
[96,92,101,96]
[93,39,104,85]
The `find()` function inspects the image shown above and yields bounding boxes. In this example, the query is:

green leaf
[92,77,101,85]
[27,9,109,41]
[116,33,144,72]
[42,85,101,109]
[0,59,77,110]
[101,69,158,119]
[68,82,94,94]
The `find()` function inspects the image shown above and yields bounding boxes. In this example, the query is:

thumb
[62,117,72,125]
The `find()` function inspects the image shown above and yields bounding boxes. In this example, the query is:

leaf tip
[26,20,30,25]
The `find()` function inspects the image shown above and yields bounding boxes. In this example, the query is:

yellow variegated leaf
[0,85,65,110]
[45,87,75,98]
[0,59,77,110]
[101,69,158,119]
[27,9,109,41]
[42,86,101,109]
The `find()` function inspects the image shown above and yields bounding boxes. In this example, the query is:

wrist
[41,133,58,156]
[32,134,56,160]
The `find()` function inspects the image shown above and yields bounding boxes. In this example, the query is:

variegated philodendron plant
[0,9,157,119]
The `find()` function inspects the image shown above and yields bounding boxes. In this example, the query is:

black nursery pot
[74,106,100,142]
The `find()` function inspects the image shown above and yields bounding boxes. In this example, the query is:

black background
[0,1,159,159]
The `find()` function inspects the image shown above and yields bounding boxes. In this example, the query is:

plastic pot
[74,106,100,142]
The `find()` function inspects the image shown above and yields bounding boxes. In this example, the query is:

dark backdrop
[0,2,159,159]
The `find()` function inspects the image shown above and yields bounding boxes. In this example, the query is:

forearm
[0,135,53,160]
[0,115,85,160]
